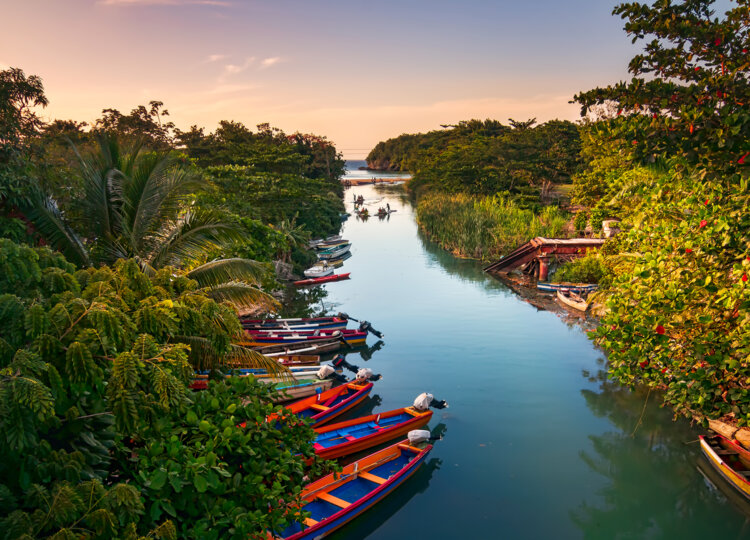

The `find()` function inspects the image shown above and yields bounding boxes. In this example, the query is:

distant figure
[386,203,390,212]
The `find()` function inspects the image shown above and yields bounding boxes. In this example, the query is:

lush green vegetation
[0,241,326,538]
[416,193,569,260]
[0,67,344,537]
[368,119,581,201]
[571,0,750,425]
[552,252,611,287]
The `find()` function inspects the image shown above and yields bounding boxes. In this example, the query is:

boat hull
[250,338,346,356]
[267,379,334,403]
[241,317,348,332]
[313,407,432,460]
[700,434,750,500]
[556,289,588,312]
[294,273,351,287]
[245,329,367,347]
[537,282,598,294]
[284,381,373,426]
[317,244,352,260]
[277,440,432,539]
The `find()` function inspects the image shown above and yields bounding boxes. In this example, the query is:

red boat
[293,273,351,287]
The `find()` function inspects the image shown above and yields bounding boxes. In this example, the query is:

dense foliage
[574,0,750,424]
[416,193,569,260]
[368,119,581,200]
[0,239,323,538]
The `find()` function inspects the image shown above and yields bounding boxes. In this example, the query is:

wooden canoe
[241,316,348,332]
[700,434,750,500]
[281,381,373,427]
[266,378,335,403]
[244,329,367,347]
[250,338,346,357]
[556,289,589,312]
[274,439,432,539]
[293,273,351,287]
[312,406,432,460]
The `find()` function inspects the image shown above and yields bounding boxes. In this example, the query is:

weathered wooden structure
[483,237,606,280]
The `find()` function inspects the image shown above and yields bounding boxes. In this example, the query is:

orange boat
[312,406,432,460]
[284,381,373,427]
[700,434,750,500]
[274,438,432,539]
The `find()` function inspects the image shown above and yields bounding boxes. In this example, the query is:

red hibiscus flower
[699,220,707,228]
[655,325,666,335]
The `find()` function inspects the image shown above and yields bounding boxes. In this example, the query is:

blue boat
[274,439,432,539]
[537,282,598,294]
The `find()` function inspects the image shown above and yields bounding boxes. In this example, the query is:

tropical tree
[273,215,310,263]
[576,0,750,424]
[24,134,276,315]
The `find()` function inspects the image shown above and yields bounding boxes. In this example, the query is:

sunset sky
[2,0,642,158]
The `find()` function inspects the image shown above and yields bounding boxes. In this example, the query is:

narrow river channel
[311,172,750,539]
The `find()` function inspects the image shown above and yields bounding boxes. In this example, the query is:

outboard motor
[407,429,442,445]
[413,392,449,412]
[316,364,347,383]
[332,355,381,381]
[337,312,356,322]
[354,367,382,382]
[358,320,384,339]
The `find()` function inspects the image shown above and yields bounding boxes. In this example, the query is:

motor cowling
[358,320,384,339]
[317,365,335,380]
[407,430,432,445]
[413,392,449,411]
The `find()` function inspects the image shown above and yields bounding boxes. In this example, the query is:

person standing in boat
[386,203,390,213]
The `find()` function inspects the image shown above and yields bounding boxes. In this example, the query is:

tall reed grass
[416,193,569,260]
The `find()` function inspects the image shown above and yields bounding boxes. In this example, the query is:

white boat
[303,263,334,278]
[317,243,352,261]
[308,235,342,249]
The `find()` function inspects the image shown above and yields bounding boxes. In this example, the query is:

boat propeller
[358,320,384,339]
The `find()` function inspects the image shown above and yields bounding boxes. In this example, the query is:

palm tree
[26,134,281,371]
[273,214,310,263]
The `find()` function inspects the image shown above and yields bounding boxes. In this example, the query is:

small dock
[484,237,605,280]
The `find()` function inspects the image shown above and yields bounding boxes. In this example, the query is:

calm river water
[310,169,750,539]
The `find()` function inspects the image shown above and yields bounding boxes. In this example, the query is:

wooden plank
[317,492,350,508]
[309,403,330,411]
[304,518,318,527]
[358,471,387,485]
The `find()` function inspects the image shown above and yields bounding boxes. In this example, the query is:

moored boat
[245,329,367,347]
[317,243,352,261]
[241,316,348,332]
[281,381,373,427]
[250,337,348,357]
[294,273,351,287]
[312,406,432,460]
[266,377,335,403]
[273,438,433,539]
[303,263,334,278]
[556,289,589,312]
[308,235,342,249]
[537,282,598,294]
[700,434,750,500]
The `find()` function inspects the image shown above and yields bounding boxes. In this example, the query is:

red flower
[655,325,666,335]
[617,109,622,116]
[632,140,638,145]
[611,325,617,330]
[689,124,694,134]
[694,66,700,72]
[685,248,693,253]
[699,220,708,228]
[739,152,749,165]
[743,274,748,282]
[704,199,709,205]
[661,368,668,374]
[640,360,649,368]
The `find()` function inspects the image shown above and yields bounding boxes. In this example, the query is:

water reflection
[573,361,750,538]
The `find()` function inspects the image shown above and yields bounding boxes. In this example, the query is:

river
[309,168,750,539]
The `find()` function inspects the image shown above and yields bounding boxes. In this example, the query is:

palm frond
[200,281,278,312]
[187,258,269,288]
[147,209,244,269]
[174,334,290,377]
[123,154,204,255]
[72,134,125,244]
[23,192,90,267]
